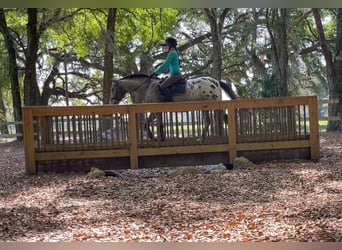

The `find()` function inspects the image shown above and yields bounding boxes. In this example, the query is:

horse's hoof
[196,137,203,144]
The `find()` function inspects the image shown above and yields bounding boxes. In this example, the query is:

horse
[110,73,238,141]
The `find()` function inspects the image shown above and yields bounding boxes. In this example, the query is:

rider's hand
[149,73,157,78]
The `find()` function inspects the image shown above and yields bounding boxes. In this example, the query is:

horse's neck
[120,77,161,103]
[131,94,142,103]
[124,79,144,90]
[125,78,149,103]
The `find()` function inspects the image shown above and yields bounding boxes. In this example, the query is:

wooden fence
[22,96,319,174]
[0,121,23,139]
[318,99,342,122]
[1,98,337,139]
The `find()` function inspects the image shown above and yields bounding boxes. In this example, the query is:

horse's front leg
[199,110,210,142]
[136,113,154,141]
[155,112,165,142]
[145,113,155,140]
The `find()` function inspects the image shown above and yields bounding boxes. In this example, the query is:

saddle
[159,77,186,95]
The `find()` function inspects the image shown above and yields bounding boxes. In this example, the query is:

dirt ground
[0,132,341,242]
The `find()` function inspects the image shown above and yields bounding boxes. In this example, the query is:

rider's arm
[153,50,177,75]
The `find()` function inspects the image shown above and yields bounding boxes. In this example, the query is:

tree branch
[153,32,211,60]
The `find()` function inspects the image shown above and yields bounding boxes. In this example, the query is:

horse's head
[111,74,158,104]
[110,79,127,104]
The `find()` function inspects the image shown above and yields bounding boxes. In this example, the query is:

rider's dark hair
[160,37,181,67]
[160,37,177,48]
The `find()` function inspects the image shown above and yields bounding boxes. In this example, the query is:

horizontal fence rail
[318,99,342,122]
[2,98,337,138]
[22,96,320,174]
[0,121,23,138]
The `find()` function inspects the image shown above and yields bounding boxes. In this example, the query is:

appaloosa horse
[110,73,238,141]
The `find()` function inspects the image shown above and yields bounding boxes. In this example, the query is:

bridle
[111,76,152,102]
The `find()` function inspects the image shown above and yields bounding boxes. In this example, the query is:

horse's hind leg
[214,110,225,136]
[143,112,165,141]
[145,113,155,140]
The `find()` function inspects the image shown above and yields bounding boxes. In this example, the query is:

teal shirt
[154,49,181,76]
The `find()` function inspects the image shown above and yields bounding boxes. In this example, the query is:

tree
[103,8,117,104]
[266,8,291,97]
[0,8,23,138]
[24,8,41,106]
[0,89,9,135]
[115,8,180,76]
[203,8,230,80]
[249,8,267,78]
[312,8,342,131]
[1,8,340,112]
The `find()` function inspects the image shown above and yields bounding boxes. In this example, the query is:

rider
[150,37,182,102]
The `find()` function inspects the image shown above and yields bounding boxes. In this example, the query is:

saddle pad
[169,78,186,95]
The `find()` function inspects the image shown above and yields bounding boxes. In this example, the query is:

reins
[112,76,152,102]
[114,75,152,95]
[128,76,151,94]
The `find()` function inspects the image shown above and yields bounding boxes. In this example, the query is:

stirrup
[161,88,173,102]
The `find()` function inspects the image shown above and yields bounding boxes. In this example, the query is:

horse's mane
[120,73,150,80]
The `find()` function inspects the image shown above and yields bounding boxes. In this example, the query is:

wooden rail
[3,98,336,138]
[22,96,319,174]
[0,121,23,138]
[318,99,342,122]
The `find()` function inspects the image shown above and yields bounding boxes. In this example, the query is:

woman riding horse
[111,73,238,142]
[150,37,182,102]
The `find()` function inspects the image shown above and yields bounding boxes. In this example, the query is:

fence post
[308,96,320,160]
[227,102,237,164]
[22,107,36,174]
[128,106,138,169]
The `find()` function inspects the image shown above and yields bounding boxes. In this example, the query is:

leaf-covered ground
[0,132,341,242]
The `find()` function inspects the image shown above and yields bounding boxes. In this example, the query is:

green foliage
[0,43,13,111]
[0,46,10,91]
[246,72,284,98]
[0,109,5,121]
[0,8,338,108]
[43,9,105,58]
[233,157,254,168]
[115,8,180,50]
[260,74,285,98]
[87,167,105,177]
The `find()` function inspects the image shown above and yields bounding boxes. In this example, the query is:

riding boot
[161,88,173,102]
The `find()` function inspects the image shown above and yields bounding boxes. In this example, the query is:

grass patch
[319,120,328,132]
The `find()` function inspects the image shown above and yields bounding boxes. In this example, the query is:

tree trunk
[103,8,117,104]
[313,8,342,131]
[0,8,23,139]
[278,8,289,96]
[41,65,59,106]
[334,9,342,131]
[24,8,41,106]
[140,52,154,74]
[0,91,9,135]
[249,8,267,77]
[266,8,290,97]
[203,8,229,80]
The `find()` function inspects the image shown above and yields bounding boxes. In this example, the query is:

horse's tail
[219,80,239,100]
[219,80,239,124]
